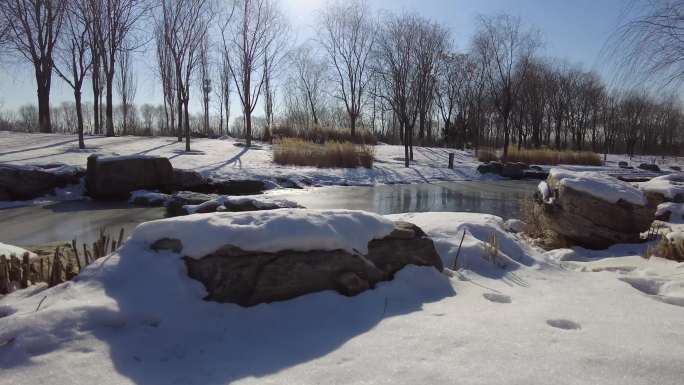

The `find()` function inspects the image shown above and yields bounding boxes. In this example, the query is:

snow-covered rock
[183,220,442,306]
[639,173,684,205]
[539,168,655,248]
[128,190,172,206]
[549,168,647,206]
[131,209,396,258]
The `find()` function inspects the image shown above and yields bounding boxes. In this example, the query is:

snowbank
[639,173,684,200]
[130,209,395,258]
[3,209,684,385]
[387,212,541,274]
[549,168,647,206]
[0,242,36,259]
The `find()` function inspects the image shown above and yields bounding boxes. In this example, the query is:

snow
[0,131,482,187]
[183,194,301,214]
[537,180,550,202]
[0,242,36,259]
[129,209,395,258]
[128,190,171,205]
[639,173,684,199]
[2,211,684,384]
[549,167,647,206]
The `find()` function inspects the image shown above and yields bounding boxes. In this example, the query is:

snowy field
[3,131,679,190]
[0,209,683,385]
[0,131,483,186]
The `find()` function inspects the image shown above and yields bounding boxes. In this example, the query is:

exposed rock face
[618,161,629,168]
[537,176,655,249]
[156,221,442,306]
[86,155,174,199]
[478,161,545,179]
[0,164,84,200]
[210,179,266,195]
[172,169,210,192]
[639,163,661,173]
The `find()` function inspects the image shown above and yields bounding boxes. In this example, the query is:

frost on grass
[130,209,395,258]
[549,168,647,206]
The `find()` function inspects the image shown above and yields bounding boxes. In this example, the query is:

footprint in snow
[546,319,582,330]
[482,293,512,304]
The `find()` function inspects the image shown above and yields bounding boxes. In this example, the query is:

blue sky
[0,0,628,114]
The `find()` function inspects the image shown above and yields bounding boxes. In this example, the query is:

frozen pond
[0,180,537,246]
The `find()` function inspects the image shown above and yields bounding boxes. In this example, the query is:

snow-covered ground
[0,131,482,186]
[1,209,683,385]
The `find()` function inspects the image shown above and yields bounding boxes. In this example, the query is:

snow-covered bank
[0,131,482,187]
[1,210,684,385]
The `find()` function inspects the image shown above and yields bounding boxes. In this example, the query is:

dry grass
[479,146,602,166]
[273,138,374,168]
[476,147,498,162]
[647,233,684,262]
[520,196,569,249]
[272,125,377,145]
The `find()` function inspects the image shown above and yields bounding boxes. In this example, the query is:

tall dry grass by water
[478,146,602,166]
[271,125,377,145]
[273,138,374,169]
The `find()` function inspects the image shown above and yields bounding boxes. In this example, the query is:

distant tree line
[0,0,682,161]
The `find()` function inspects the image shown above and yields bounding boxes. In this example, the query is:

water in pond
[0,180,537,247]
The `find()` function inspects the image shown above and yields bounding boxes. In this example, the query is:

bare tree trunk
[75,90,85,149]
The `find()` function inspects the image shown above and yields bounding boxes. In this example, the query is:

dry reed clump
[272,125,377,145]
[476,147,498,162]
[520,196,569,249]
[646,233,684,262]
[273,138,374,169]
[482,232,507,268]
[478,145,602,166]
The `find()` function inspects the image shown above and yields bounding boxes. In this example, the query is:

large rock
[639,163,661,173]
[210,179,266,195]
[172,169,210,192]
[167,221,442,306]
[0,164,83,200]
[86,155,174,199]
[537,173,655,249]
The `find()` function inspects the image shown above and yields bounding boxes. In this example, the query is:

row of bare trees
[1,0,684,159]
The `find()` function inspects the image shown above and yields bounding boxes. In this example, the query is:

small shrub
[478,146,603,166]
[273,138,374,168]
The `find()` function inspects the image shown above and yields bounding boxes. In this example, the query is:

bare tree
[155,22,175,135]
[160,0,212,150]
[318,0,375,138]
[54,0,92,149]
[435,53,467,148]
[198,34,211,136]
[374,13,422,167]
[290,43,327,128]
[115,45,137,135]
[217,52,232,137]
[0,0,67,133]
[415,20,448,143]
[97,0,147,137]
[611,1,684,87]
[473,14,540,160]
[222,0,284,146]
